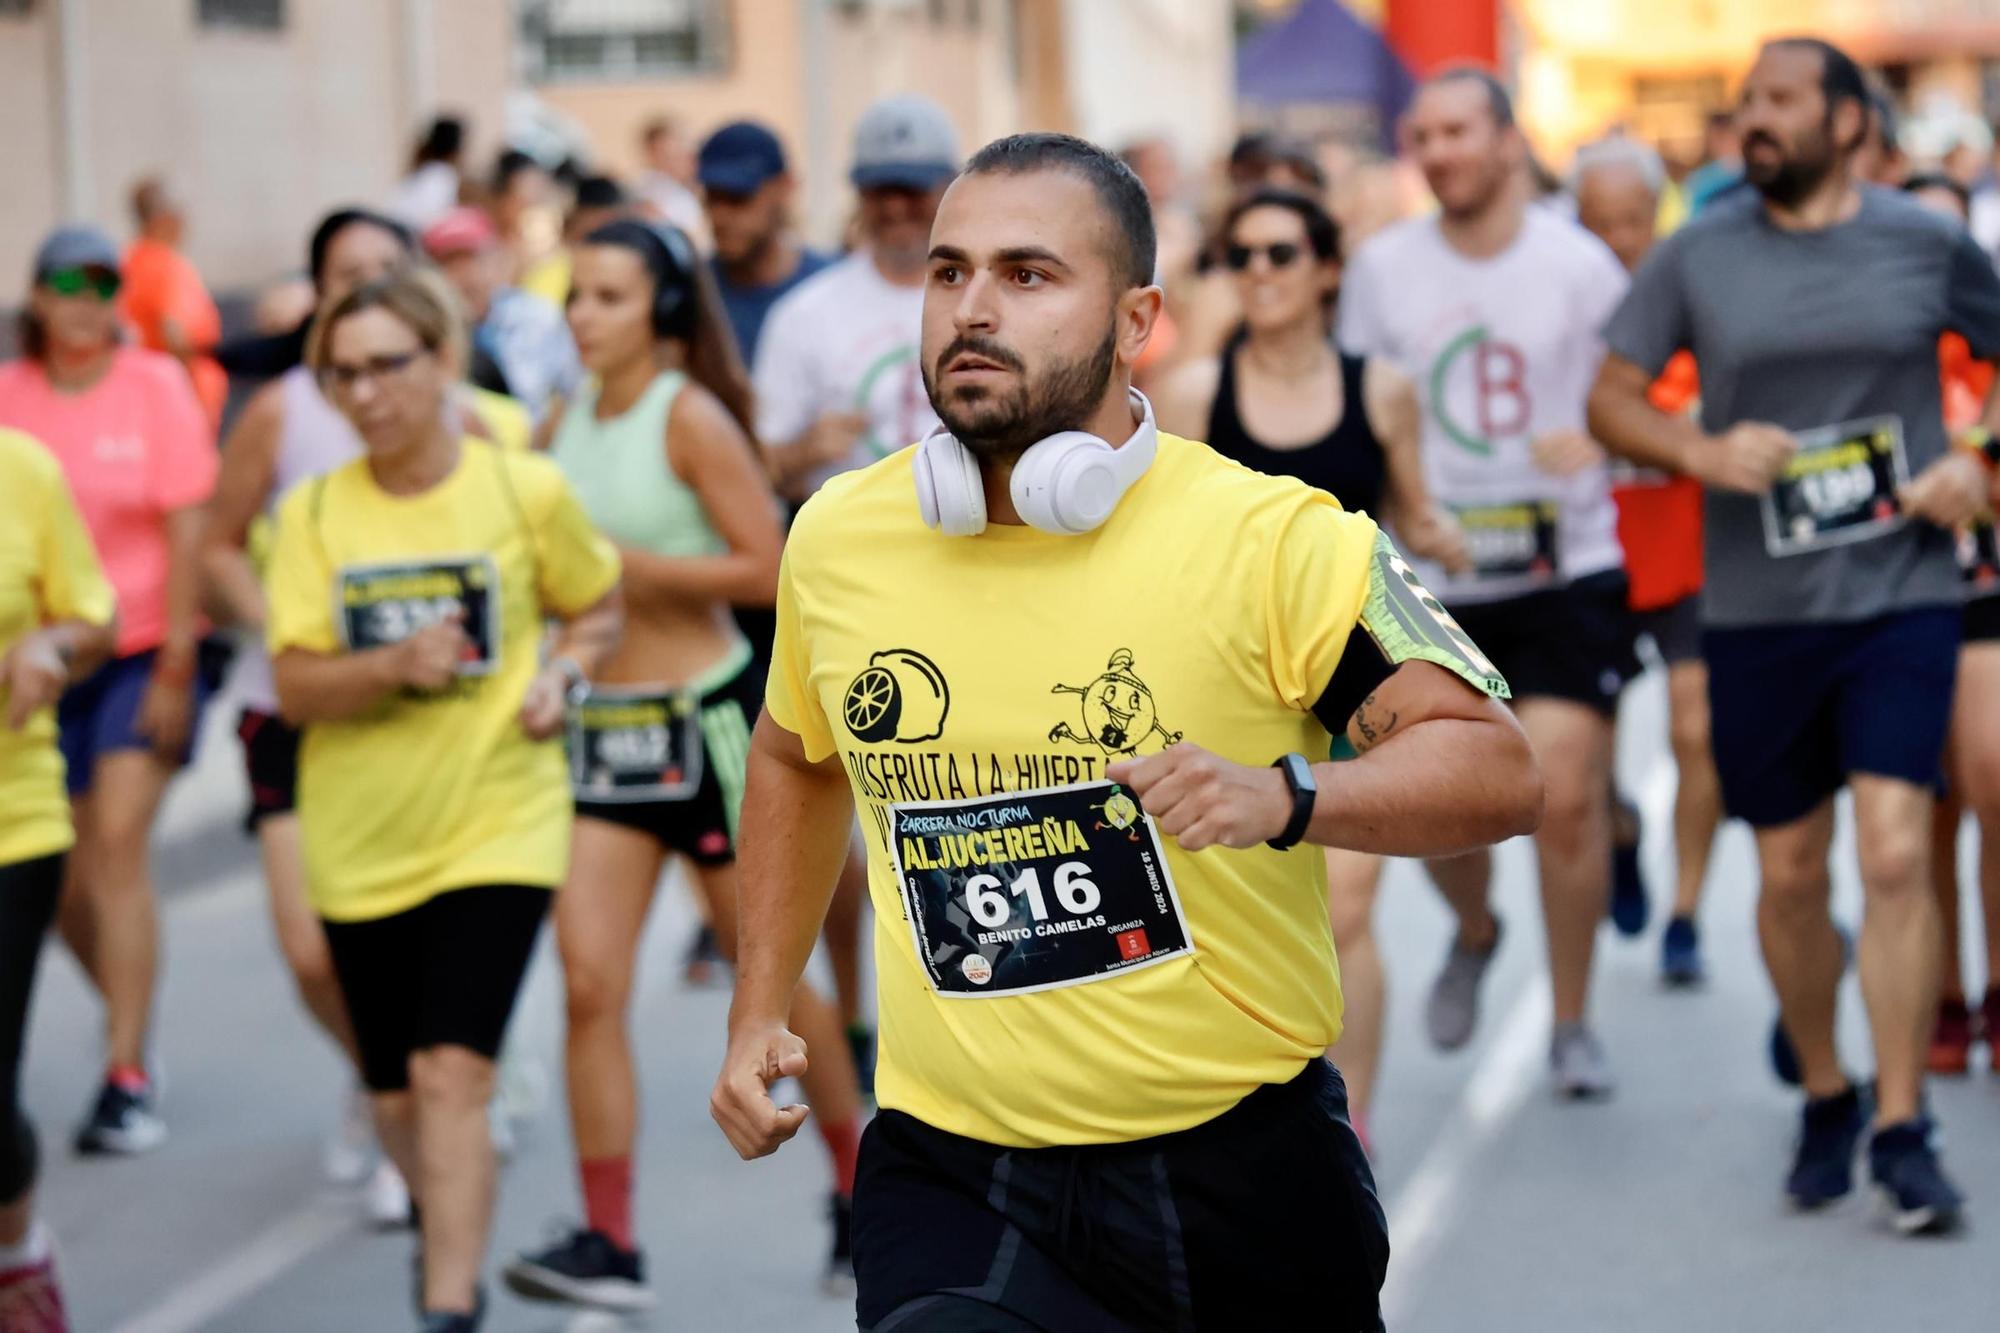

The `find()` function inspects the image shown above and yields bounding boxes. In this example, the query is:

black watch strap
[1267,753,1318,851]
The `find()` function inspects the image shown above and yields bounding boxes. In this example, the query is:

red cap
[421,207,498,259]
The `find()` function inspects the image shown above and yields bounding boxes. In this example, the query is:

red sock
[579,1155,635,1251]
[818,1118,861,1199]
[107,1065,149,1094]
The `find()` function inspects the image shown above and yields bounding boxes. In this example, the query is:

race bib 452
[889,781,1192,998]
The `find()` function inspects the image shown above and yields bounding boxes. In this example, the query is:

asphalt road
[23,668,1996,1331]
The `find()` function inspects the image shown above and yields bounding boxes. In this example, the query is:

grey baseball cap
[33,224,120,278]
[850,95,960,192]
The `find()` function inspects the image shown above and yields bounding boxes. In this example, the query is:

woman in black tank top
[1154,188,1463,567]
[1154,189,1466,1148]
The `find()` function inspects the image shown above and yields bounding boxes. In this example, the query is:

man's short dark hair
[961,133,1157,291]
[1227,131,1327,192]
[1424,66,1516,129]
[1767,36,1869,142]
[492,149,541,195]
[574,175,629,211]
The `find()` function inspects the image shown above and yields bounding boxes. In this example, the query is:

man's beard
[1745,127,1835,207]
[924,325,1119,464]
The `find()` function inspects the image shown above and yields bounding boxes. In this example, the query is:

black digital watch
[1267,753,1318,851]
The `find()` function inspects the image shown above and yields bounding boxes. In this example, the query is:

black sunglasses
[1224,242,1304,272]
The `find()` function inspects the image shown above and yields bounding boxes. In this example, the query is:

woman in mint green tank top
[506,220,866,1310]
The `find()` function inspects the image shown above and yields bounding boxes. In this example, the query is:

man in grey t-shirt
[1590,37,2000,1238]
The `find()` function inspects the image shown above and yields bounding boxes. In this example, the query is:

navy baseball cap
[33,224,120,278]
[850,95,960,191]
[698,122,788,197]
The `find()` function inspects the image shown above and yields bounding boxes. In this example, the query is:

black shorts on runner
[1632,593,1702,667]
[1966,595,2000,644]
[573,652,762,866]
[322,884,549,1092]
[854,1059,1387,1333]
[236,708,300,832]
[1444,571,1639,717]
[1704,607,1959,828]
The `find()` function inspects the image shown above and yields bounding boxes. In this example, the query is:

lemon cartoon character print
[843,649,951,743]
[1050,649,1183,757]
[1091,787,1144,842]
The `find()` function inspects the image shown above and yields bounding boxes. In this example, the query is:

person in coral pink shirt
[0,224,217,1158]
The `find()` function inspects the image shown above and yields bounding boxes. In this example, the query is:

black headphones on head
[587,218,698,342]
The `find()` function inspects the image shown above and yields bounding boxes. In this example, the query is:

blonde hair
[306,263,468,378]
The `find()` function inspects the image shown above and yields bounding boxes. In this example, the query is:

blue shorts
[1703,608,1960,828]
[57,648,218,797]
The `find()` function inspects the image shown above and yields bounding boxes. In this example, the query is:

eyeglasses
[1224,242,1304,272]
[43,266,121,300]
[319,349,429,395]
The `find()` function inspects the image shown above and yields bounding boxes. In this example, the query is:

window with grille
[197,0,284,28]
[518,0,729,82]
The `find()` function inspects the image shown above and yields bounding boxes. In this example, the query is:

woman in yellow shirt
[264,269,621,1332]
[0,429,116,1327]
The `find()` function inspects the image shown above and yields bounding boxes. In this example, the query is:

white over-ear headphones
[912,388,1159,537]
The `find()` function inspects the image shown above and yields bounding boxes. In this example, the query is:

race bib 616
[889,780,1193,999]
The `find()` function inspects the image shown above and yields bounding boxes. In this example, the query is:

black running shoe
[826,1193,855,1296]
[73,1079,166,1156]
[682,923,730,990]
[1609,795,1649,937]
[418,1288,485,1333]
[1870,1120,1965,1236]
[846,1022,878,1101]
[502,1227,653,1312]
[1786,1085,1865,1210]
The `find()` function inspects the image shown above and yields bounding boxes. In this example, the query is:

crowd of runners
[1,30,1998,1333]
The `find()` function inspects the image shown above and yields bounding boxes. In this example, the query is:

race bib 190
[567,685,701,802]
[1759,416,1908,558]
[889,781,1192,999]
[1450,500,1560,582]
[337,556,499,675]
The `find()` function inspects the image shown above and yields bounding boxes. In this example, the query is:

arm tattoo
[1352,690,1399,752]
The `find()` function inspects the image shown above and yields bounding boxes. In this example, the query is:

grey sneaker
[1425,916,1504,1051]
[1550,1024,1616,1101]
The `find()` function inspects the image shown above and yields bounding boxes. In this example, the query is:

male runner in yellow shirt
[712,133,1543,1330]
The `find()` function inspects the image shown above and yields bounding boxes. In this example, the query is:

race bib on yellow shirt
[567,685,702,802]
[890,780,1192,998]
[1450,500,1560,582]
[1759,416,1908,558]
[337,556,500,675]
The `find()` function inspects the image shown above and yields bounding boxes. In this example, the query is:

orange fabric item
[1612,350,1705,612]
[1938,332,1993,434]
[121,238,228,427]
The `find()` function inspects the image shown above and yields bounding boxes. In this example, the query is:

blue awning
[1237,0,1415,140]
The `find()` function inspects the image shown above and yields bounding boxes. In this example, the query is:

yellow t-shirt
[518,251,572,311]
[770,432,1452,1147]
[468,387,533,454]
[265,440,620,922]
[0,430,116,865]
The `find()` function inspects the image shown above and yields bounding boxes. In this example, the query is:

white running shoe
[365,1159,413,1230]
[322,1087,377,1187]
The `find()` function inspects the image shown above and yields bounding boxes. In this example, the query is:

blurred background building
[4,0,2000,304]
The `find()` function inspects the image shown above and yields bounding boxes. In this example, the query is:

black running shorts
[322,884,549,1092]
[855,1059,1388,1332]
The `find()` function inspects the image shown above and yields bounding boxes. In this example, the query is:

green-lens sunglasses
[43,266,121,300]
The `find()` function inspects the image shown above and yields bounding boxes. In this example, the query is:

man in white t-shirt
[1340,68,1635,1098]
[754,96,959,504]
